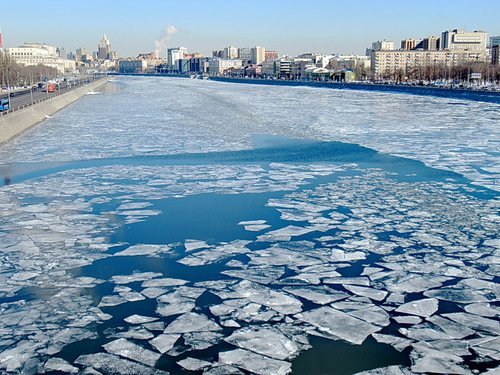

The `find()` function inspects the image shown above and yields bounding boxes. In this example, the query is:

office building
[167,47,187,69]
[238,47,252,63]
[440,29,487,52]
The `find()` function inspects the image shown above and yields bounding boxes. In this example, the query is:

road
[0,79,97,114]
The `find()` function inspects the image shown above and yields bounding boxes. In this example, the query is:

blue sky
[1,0,499,57]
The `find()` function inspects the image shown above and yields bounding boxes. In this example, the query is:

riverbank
[115,73,500,104]
[209,76,500,104]
[0,78,109,145]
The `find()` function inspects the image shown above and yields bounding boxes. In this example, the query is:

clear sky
[1,0,499,57]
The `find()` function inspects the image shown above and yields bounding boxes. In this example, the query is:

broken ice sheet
[257,225,316,242]
[149,334,180,354]
[103,338,161,367]
[282,286,349,305]
[464,303,500,317]
[44,358,78,374]
[156,286,206,317]
[410,342,470,375]
[111,272,163,284]
[184,239,210,252]
[225,326,299,360]
[114,244,171,257]
[75,353,168,375]
[238,220,271,232]
[163,312,222,334]
[424,287,490,304]
[177,357,212,371]
[124,315,158,324]
[394,298,439,318]
[343,285,388,301]
[296,306,380,345]
[354,365,412,375]
[221,266,285,284]
[219,348,291,375]
[211,280,303,315]
[371,333,412,352]
[141,277,188,288]
[178,240,251,266]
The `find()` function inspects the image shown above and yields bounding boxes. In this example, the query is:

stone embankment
[0,78,108,144]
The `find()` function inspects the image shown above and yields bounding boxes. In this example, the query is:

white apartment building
[371,50,486,79]
[208,58,243,75]
[371,29,488,78]
[7,43,76,74]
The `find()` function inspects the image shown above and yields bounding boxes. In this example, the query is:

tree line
[375,62,500,83]
[0,51,59,88]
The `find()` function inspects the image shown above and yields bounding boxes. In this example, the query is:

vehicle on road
[0,98,9,112]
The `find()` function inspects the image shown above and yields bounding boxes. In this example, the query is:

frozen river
[0,76,498,374]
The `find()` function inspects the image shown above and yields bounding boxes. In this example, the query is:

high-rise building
[371,40,395,51]
[238,47,252,63]
[492,45,500,65]
[490,36,500,48]
[167,47,187,69]
[440,29,487,52]
[422,36,440,50]
[251,46,265,65]
[400,38,421,50]
[98,35,112,60]
[223,46,238,60]
[0,25,3,51]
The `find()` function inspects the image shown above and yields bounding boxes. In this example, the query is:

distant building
[251,46,265,65]
[372,40,395,51]
[167,47,187,69]
[238,47,252,63]
[440,29,487,52]
[332,55,371,71]
[490,36,500,48]
[421,36,440,50]
[223,46,238,59]
[265,50,279,61]
[0,26,3,51]
[6,42,75,73]
[401,38,421,51]
[98,35,114,60]
[371,49,486,79]
[492,45,500,65]
[118,59,147,73]
[208,58,243,75]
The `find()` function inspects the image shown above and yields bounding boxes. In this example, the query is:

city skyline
[1,0,499,57]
